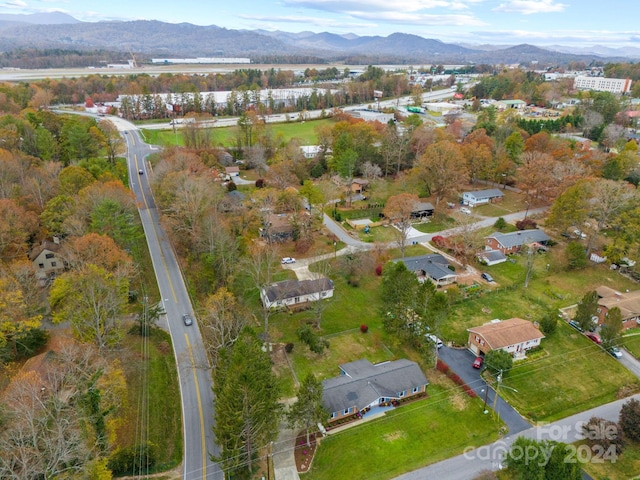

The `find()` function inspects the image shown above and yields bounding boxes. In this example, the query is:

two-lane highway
[123,126,222,479]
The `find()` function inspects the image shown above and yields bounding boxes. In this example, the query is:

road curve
[122,123,222,479]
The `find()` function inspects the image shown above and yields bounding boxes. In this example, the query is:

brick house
[485,229,550,254]
[467,318,545,360]
[595,286,640,330]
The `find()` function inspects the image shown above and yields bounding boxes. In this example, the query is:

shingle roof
[486,229,550,248]
[467,318,545,350]
[264,278,333,303]
[322,359,428,413]
[478,249,507,263]
[412,201,434,212]
[465,189,504,199]
[398,254,455,281]
[597,287,640,320]
[29,240,62,261]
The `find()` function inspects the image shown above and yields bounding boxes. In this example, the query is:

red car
[585,332,602,344]
[472,356,484,369]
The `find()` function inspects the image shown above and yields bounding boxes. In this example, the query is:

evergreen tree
[213,330,282,476]
[574,290,598,332]
[287,373,327,447]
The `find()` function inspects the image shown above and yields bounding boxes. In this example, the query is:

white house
[29,240,65,284]
[260,278,334,309]
[462,189,504,207]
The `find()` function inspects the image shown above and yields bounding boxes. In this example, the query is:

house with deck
[322,359,428,424]
[467,318,545,360]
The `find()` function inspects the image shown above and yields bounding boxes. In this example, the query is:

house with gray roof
[398,254,457,286]
[411,201,435,219]
[260,277,334,309]
[462,189,504,207]
[485,229,550,254]
[322,359,428,424]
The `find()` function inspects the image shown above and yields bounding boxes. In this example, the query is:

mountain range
[0,12,637,66]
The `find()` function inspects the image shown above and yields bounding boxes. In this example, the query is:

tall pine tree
[213,329,281,476]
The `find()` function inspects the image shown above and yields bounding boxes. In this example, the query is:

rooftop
[468,318,545,349]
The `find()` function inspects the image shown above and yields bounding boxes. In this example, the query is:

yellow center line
[185,333,207,480]
[134,153,178,303]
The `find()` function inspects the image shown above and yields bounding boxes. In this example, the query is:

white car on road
[281,257,296,264]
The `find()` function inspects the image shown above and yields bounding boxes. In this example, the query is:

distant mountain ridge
[0,12,637,64]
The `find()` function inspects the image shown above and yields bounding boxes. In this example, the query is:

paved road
[619,348,640,378]
[122,125,222,479]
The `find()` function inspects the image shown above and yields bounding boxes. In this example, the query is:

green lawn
[622,332,640,358]
[141,117,336,147]
[582,438,640,480]
[306,384,503,480]
[116,328,182,472]
[499,323,639,423]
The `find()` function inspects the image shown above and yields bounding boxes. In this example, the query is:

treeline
[516,114,583,135]
[0,48,129,69]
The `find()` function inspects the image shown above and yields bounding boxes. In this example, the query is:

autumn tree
[49,264,129,350]
[213,330,281,475]
[414,140,467,205]
[242,243,279,338]
[547,181,590,233]
[287,373,327,447]
[0,198,39,258]
[63,232,134,279]
[383,193,419,258]
[98,119,125,165]
[199,287,253,366]
[619,398,640,442]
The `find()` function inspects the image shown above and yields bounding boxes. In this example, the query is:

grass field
[499,322,639,423]
[115,328,182,472]
[306,381,503,480]
[141,117,336,148]
[582,438,640,480]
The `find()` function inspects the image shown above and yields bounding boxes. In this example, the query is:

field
[142,117,336,147]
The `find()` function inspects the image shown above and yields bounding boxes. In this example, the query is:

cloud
[494,0,566,14]
[467,28,640,46]
[352,11,485,26]
[1,0,27,9]
[284,0,477,14]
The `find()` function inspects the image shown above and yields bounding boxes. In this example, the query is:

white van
[425,334,443,349]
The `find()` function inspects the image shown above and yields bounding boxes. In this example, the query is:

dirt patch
[383,431,406,442]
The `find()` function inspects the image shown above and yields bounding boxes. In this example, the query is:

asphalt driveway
[438,346,531,435]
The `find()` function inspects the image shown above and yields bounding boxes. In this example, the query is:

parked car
[585,332,602,344]
[460,207,472,215]
[182,313,193,326]
[481,272,494,282]
[568,320,583,332]
[472,356,483,369]
[281,257,296,264]
[608,346,622,359]
[425,334,443,349]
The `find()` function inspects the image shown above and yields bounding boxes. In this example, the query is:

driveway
[438,347,531,435]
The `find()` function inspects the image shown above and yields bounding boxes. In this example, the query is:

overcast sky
[2,0,639,48]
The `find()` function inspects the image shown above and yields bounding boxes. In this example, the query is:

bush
[375,265,383,276]
[226,180,237,191]
[360,324,369,333]
[108,442,158,475]
[285,342,294,353]
[539,312,558,336]
[432,235,447,248]
[619,398,640,441]
[255,178,266,188]
[494,217,507,230]
[515,218,537,230]
[296,325,328,354]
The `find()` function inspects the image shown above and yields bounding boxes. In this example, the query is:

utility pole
[492,370,502,419]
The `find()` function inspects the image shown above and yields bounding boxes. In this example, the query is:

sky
[1,0,640,49]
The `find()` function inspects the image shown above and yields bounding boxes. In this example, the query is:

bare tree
[383,193,419,258]
[242,243,279,338]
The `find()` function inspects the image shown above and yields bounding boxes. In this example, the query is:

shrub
[432,235,447,248]
[375,265,383,276]
[360,324,369,333]
[494,217,507,230]
[296,325,328,354]
[108,442,158,475]
[226,180,237,192]
[255,178,266,188]
[436,359,450,374]
[284,342,294,353]
[620,398,640,441]
[515,218,537,230]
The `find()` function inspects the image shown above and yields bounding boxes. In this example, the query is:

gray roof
[264,278,333,302]
[479,249,507,262]
[464,189,504,199]
[322,359,428,413]
[412,201,434,212]
[486,229,550,248]
[398,254,455,281]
